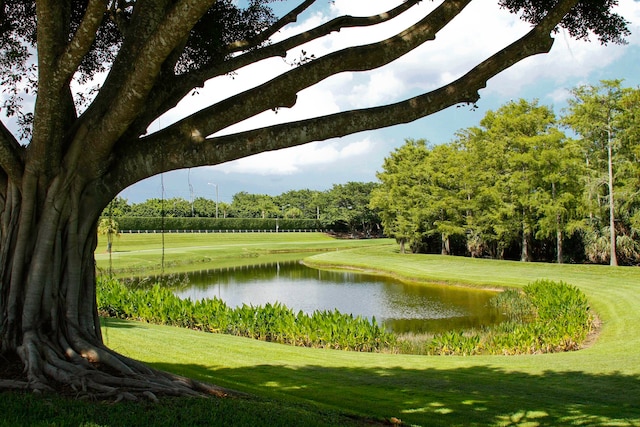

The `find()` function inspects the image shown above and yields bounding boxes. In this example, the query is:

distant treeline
[102,182,381,234]
[110,217,321,232]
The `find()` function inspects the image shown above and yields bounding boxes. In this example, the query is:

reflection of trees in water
[134,261,504,334]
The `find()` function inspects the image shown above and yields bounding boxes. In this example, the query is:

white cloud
[331,1,401,16]
[347,69,406,107]
[547,86,574,104]
[325,0,640,102]
[163,0,640,179]
[216,138,375,175]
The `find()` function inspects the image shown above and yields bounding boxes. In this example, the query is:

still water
[172,261,504,334]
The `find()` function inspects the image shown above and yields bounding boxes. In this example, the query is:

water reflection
[162,261,504,334]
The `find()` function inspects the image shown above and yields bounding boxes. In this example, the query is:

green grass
[6,235,640,426]
[95,232,393,275]
[0,387,374,427]
[102,241,640,426]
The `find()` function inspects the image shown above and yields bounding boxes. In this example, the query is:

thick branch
[140,0,471,150]
[30,0,77,175]
[0,120,24,185]
[221,0,423,73]
[225,0,317,54]
[66,0,216,177]
[122,0,423,142]
[99,0,214,134]
[99,0,580,205]
[193,34,560,163]
[55,0,107,86]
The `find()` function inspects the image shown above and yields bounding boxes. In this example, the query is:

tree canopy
[372,89,639,264]
[0,0,632,398]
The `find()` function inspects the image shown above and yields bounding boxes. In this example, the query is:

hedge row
[104,216,323,232]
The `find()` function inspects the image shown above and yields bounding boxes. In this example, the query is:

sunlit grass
[93,238,640,426]
[95,232,393,275]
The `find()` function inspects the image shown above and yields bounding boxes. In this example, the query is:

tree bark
[0,170,232,398]
[557,228,564,264]
[607,126,618,266]
[441,233,451,255]
[552,182,563,264]
[521,211,532,262]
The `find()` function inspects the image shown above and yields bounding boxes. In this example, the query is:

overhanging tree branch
[99,0,579,204]
[212,0,424,80]
[123,0,424,142]
[225,0,317,53]
[135,0,472,153]
[55,0,107,87]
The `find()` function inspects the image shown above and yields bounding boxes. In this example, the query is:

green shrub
[98,278,593,356]
[97,278,396,352]
[425,330,482,356]
[489,288,536,323]
[424,280,594,356]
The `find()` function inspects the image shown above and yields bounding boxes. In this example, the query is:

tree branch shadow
[147,360,640,426]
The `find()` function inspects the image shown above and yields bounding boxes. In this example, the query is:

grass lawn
[95,232,394,275]
[5,234,639,426]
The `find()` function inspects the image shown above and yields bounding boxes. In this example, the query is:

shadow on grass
[147,360,640,427]
[99,318,140,329]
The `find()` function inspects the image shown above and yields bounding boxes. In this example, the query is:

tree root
[4,331,243,401]
[0,379,29,390]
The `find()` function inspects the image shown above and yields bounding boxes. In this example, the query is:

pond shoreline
[302,259,509,293]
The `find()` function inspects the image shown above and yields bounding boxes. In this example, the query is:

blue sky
[114,1,640,203]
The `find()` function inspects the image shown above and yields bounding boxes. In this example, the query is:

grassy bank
[6,235,639,426]
[95,232,393,275]
[99,242,640,426]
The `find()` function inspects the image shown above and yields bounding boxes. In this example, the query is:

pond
[170,261,504,334]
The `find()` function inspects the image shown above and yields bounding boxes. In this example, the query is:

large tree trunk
[0,172,226,399]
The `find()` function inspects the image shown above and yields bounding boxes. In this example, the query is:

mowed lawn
[100,234,640,426]
[95,232,394,275]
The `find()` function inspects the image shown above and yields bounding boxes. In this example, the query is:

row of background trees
[372,81,639,265]
[105,81,639,265]
[104,181,381,236]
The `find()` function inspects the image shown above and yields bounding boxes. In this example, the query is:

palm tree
[98,218,120,254]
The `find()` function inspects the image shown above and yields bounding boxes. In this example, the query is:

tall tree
[371,139,431,253]
[427,143,467,255]
[229,191,277,218]
[276,189,323,220]
[563,80,635,265]
[483,100,568,261]
[454,100,582,261]
[375,141,467,255]
[617,88,640,261]
[454,128,505,258]
[460,100,548,260]
[324,182,379,235]
[533,133,585,263]
[0,0,631,396]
